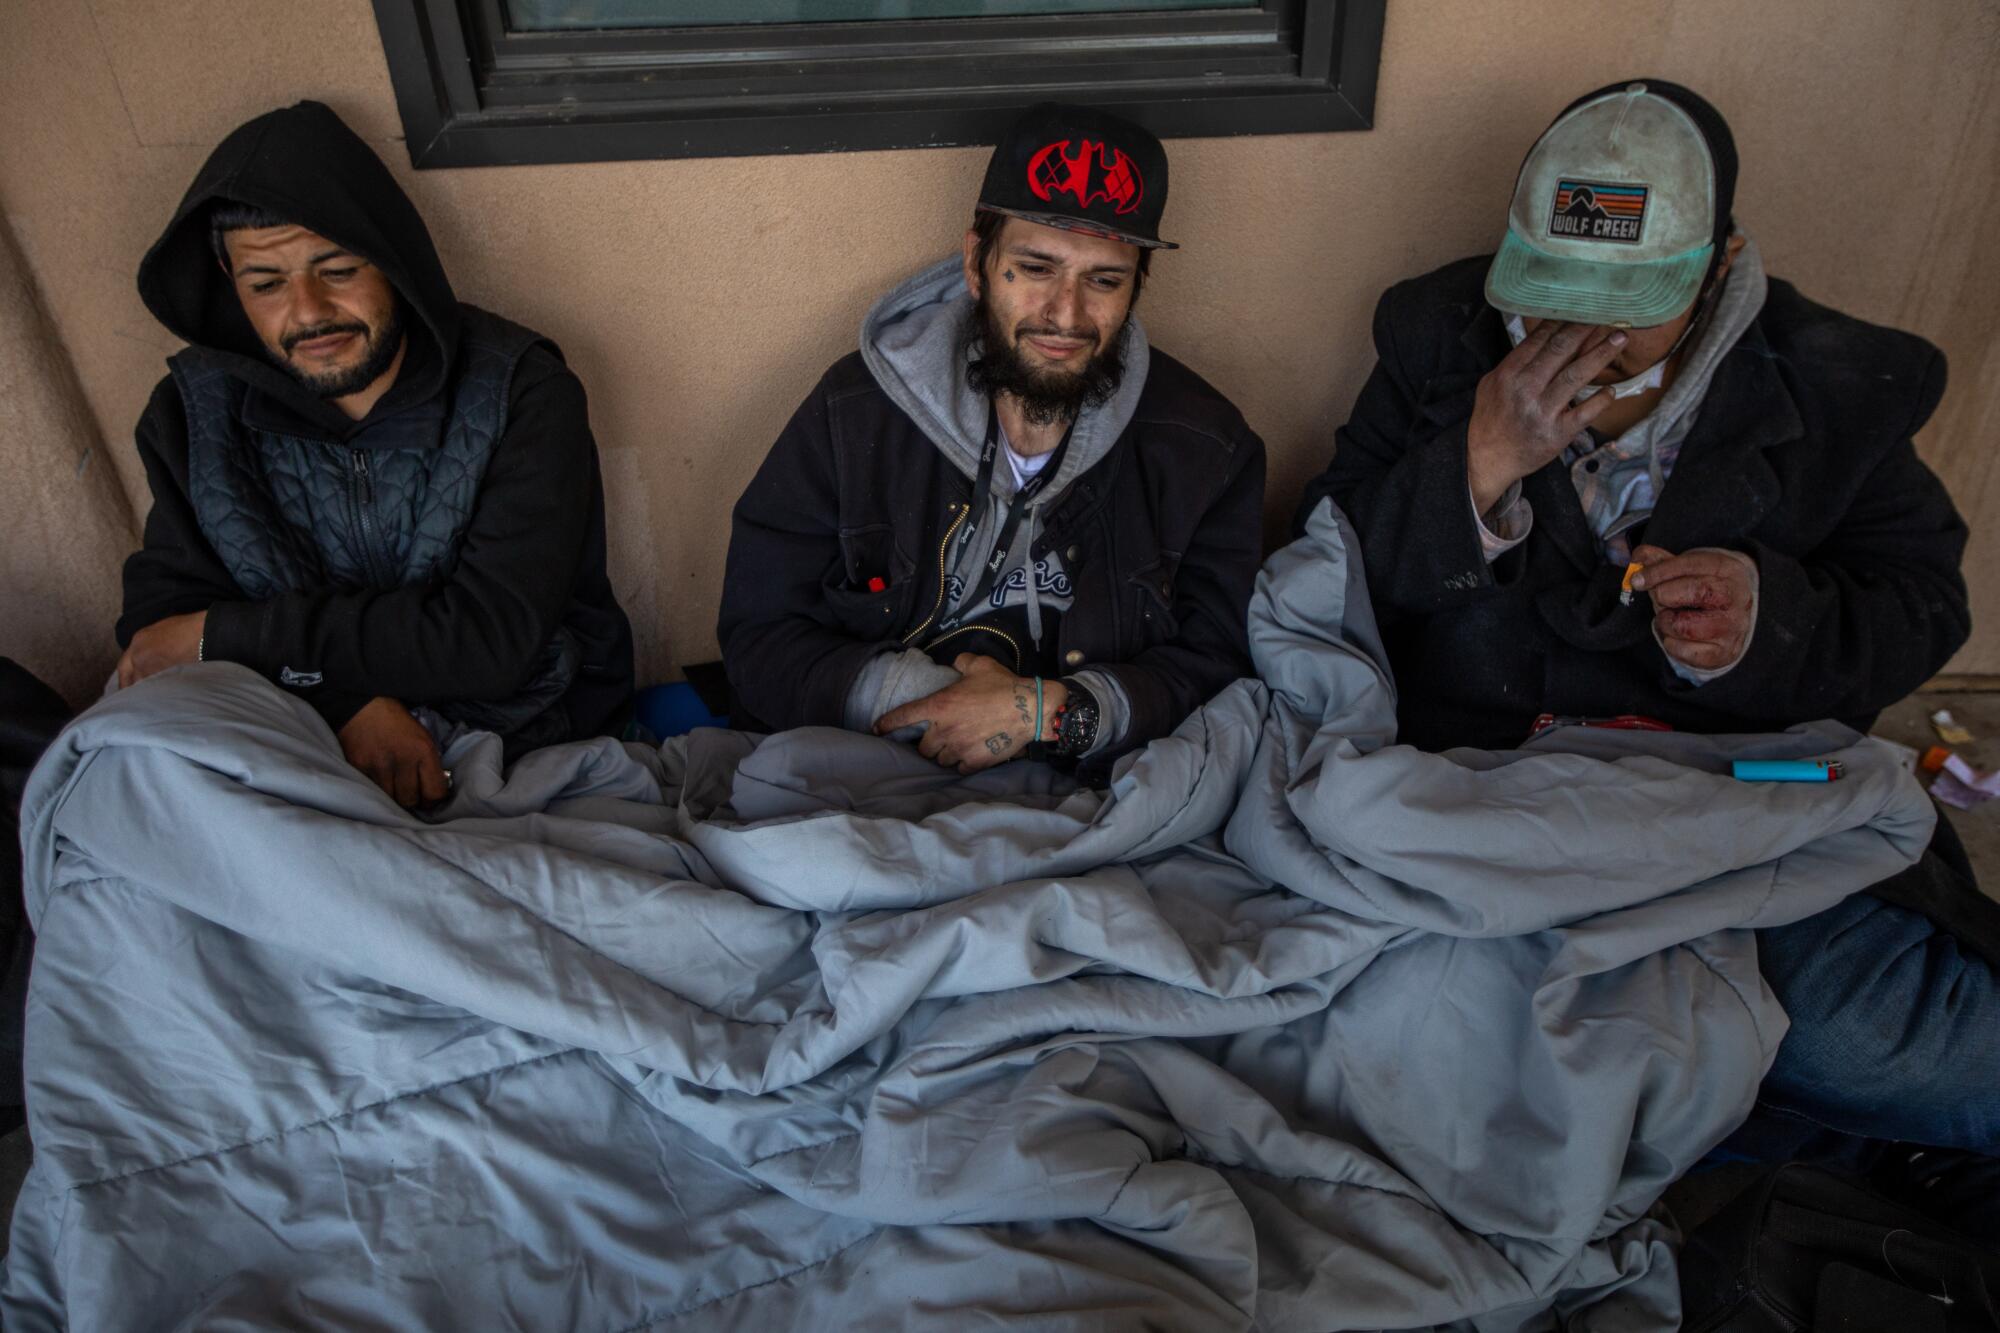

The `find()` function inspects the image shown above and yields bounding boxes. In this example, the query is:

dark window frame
[370,0,1384,168]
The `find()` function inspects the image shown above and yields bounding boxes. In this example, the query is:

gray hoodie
[1562,232,1771,552]
[841,256,1150,751]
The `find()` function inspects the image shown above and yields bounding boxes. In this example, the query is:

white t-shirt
[1004,440,1056,490]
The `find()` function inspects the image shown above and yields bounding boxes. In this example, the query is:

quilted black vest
[173,306,578,743]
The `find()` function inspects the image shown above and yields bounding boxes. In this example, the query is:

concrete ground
[1871,690,2000,893]
[4,694,1996,1254]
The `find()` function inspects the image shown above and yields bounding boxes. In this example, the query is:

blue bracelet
[1033,676,1044,745]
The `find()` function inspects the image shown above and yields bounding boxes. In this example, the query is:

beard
[272,297,407,400]
[964,289,1126,427]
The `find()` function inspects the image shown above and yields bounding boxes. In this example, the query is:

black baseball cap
[976,102,1177,251]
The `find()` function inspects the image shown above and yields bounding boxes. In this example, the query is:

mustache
[280,320,371,354]
[1014,323,1098,345]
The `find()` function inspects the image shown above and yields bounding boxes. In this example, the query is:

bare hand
[1630,544,1757,672]
[338,697,449,808]
[874,653,1065,774]
[1467,321,1629,513]
[116,610,208,688]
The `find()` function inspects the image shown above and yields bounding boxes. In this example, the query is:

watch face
[1058,697,1099,755]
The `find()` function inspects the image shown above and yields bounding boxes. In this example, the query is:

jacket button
[1065,544,1080,562]
[1064,650,1085,667]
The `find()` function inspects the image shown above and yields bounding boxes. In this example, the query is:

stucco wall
[0,214,136,704]
[3,0,1997,695]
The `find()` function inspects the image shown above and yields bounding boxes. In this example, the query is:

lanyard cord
[948,401,1074,624]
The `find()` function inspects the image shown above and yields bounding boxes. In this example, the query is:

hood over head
[138,100,459,436]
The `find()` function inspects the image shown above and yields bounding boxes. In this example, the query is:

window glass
[506,0,1254,31]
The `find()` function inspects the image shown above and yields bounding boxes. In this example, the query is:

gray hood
[859,255,1151,506]
[1626,232,1769,459]
[1580,232,1772,542]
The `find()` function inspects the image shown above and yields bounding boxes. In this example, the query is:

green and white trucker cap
[1486,81,1720,327]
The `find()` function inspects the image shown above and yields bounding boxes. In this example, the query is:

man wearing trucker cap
[1300,80,1995,1227]
[721,103,1264,775]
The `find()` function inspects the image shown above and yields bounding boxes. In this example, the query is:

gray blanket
[3,503,1932,1331]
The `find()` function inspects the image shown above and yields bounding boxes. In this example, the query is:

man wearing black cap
[1299,80,1995,1231]
[720,104,1264,773]
[116,101,635,805]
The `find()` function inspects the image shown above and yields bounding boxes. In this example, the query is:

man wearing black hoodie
[719,104,1264,775]
[117,102,634,805]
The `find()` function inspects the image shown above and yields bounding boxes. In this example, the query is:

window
[504,2,1260,29]
[370,0,1383,167]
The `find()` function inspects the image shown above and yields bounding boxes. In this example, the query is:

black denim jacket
[720,348,1266,760]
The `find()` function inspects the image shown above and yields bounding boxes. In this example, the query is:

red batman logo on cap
[1026,140,1143,217]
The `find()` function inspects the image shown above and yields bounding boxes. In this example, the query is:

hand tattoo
[1012,687,1034,731]
[984,731,1012,755]
[1003,269,1015,282]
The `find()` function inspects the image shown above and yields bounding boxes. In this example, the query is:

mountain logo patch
[1548,180,1649,244]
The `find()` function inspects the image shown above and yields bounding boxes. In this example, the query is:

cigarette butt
[1620,561,1644,607]
[1930,709,1974,745]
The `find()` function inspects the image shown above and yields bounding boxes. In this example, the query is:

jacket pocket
[825,524,918,634]
[1127,548,1183,642]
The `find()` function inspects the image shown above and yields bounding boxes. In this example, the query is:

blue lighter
[1731,759,1845,783]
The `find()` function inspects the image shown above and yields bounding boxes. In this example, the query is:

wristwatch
[1053,677,1099,757]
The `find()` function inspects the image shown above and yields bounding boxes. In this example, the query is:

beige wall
[0,213,136,705]
[4,0,1997,694]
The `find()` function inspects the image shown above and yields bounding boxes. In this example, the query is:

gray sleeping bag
[3,501,1931,1331]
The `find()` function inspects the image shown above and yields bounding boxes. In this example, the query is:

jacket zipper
[901,502,969,647]
[901,496,1026,672]
[350,450,389,586]
[920,622,1022,674]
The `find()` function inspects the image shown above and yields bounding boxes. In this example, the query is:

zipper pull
[352,451,373,503]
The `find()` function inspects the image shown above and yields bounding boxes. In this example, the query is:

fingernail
[1610,332,1628,346]
[1630,573,1646,589]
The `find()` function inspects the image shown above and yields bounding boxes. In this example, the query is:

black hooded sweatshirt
[120,101,634,740]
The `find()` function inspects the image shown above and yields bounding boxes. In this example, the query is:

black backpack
[1679,1164,1998,1331]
